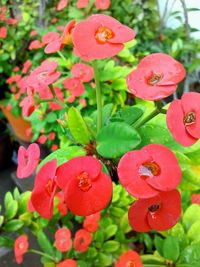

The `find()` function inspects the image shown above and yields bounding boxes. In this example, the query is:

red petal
[65,172,112,216]
[181,92,200,139]
[128,200,152,232]
[166,99,197,146]
[56,156,102,189]
[147,190,181,231]
[118,151,159,198]
[143,144,182,191]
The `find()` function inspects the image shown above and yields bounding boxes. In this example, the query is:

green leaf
[46,112,57,123]
[183,204,200,230]
[154,236,164,256]
[96,122,141,158]
[163,236,180,261]
[4,192,13,210]
[95,253,112,266]
[0,236,14,248]
[37,146,86,171]
[187,221,200,242]
[92,104,113,126]
[0,215,4,227]
[4,219,24,232]
[5,200,18,220]
[113,106,144,125]
[37,231,54,255]
[68,107,91,145]
[141,255,165,264]
[13,187,20,200]
[102,240,120,252]
[18,191,31,214]
[104,225,118,240]
[120,213,131,233]
[179,242,200,264]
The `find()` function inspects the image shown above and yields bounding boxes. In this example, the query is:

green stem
[133,101,164,129]
[29,249,56,262]
[92,60,102,133]
[49,84,67,108]
[57,50,67,61]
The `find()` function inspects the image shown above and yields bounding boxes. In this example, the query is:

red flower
[51,144,59,151]
[56,259,78,267]
[31,159,59,219]
[0,26,7,39]
[14,235,29,264]
[29,40,43,50]
[191,194,200,205]
[115,250,143,267]
[71,63,94,83]
[95,0,110,10]
[83,212,101,233]
[42,32,60,45]
[128,190,181,232]
[22,60,32,74]
[56,156,113,216]
[17,143,40,179]
[55,228,72,252]
[74,229,92,252]
[76,0,89,8]
[56,191,68,216]
[56,0,69,11]
[73,14,135,61]
[6,74,21,84]
[63,77,85,97]
[45,20,76,54]
[127,53,186,100]
[37,134,47,144]
[166,92,200,146]
[20,88,35,117]
[118,144,181,199]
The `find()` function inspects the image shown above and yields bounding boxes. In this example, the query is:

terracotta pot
[0,106,32,142]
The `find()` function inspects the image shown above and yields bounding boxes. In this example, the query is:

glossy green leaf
[96,122,141,158]
[104,225,118,240]
[0,215,4,227]
[5,200,18,220]
[183,204,200,230]
[187,221,200,242]
[111,106,144,125]
[95,253,112,266]
[179,242,200,264]
[68,107,91,145]
[0,236,14,248]
[102,240,120,252]
[37,231,54,255]
[163,236,180,261]
[4,219,24,232]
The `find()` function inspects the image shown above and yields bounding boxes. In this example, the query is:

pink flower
[73,14,135,60]
[42,32,60,45]
[191,194,200,205]
[30,30,38,37]
[7,18,18,25]
[29,40,43,50]
[127,53,186,100]
[63,77,85,97]
[17,143,40,179]
[55,228,72,252]
[20,88,35,117]
[95,0,110,10]
[31,159,59,219]
[6,74,21,84]
[76,0,89,8]
[56,0,69,11]
[166,92,200,146]
[45,20,76,54]
[71,63,94,82]
[118,144,181,199]
[38,135,47,144]
[0,26,7,39]
[22,60,32,74]
[79,98,87,108]
[48,86,64,110]
[14,235,29,264]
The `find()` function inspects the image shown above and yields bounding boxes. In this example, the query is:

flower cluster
[118,144,182,232]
